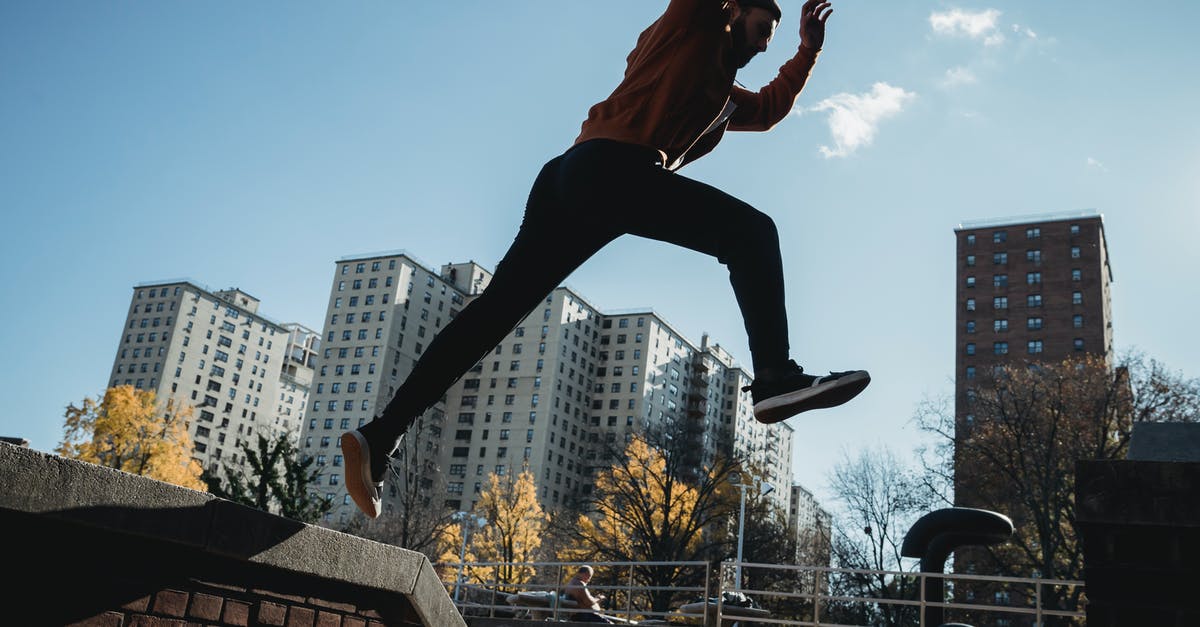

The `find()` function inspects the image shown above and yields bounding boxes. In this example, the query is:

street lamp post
[733,477,775,590]
[453,511,486,604]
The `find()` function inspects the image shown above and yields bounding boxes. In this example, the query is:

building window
[1071,246,1081,259]
[966,366,976,380]
[1073,291,1083,305]
[966,299,976,311]
[965,343,976,356]
[1026,249,1042,263]
[993,297,1008,310]
[966,255,976,267]
[966,320,976,334]
[966,276,976,288]
[966,234,976,245]
[1073,314,1084,328]
[1028,340,1044,354]
[992,230,1007,243]
[1025,227,1041,239]
[993,252,1008,265]
[1026,272,1042,285]
[994,319,1008,332]
[1074,338,1085,351]
[1070,224,1080,235]
[993,342,1009,355]
[1027,294,1043,307]
[993,274,1008,288]
[1027,317,1044,330]
[1072,268,1082,281]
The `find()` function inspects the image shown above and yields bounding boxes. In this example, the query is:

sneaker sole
[753,371,871,424]
[340,429,382,519]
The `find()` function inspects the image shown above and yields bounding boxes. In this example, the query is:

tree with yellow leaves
[57,385,204,490]
[571,432,741,613]
[463,468,548,589]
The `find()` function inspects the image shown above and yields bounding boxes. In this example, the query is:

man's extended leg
[343,155,616,517]
[557,139,869,424]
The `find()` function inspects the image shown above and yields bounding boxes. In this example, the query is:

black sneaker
[743,360,870,424]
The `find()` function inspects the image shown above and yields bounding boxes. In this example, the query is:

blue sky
[3,1,1197,508]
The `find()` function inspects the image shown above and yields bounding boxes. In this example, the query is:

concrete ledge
[0,442,465,627]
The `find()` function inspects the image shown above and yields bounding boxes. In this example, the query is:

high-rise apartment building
[301,252,489,523]
[108,281,313,478]
[952,209,1114,577]
[301,251,796,526]
[789,483,832,567]
[954,211,1113,435]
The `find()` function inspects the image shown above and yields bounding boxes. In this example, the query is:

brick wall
[0,443,464,627]
[5,508,424,627]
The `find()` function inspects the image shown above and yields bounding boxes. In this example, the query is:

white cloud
[1087,157,1108,171]
[941,66,978,87]
[930,8,1005,46]
[805,82,916,159]
[1012,23,1038,39]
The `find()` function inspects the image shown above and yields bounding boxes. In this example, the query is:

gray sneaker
[743,360,870,423]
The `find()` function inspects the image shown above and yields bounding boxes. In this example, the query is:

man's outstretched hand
[800,0,833,51]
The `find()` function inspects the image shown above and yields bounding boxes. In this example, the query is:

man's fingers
[805,1,832,20]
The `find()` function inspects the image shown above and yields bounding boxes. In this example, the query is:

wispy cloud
[941,66,978,87]
[1012,23,1038,40]
[930,8,1005,46]
[1087,157,1108,172]
[805,83,916,158]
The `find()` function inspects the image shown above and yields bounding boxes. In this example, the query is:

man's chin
[729,49,758,67]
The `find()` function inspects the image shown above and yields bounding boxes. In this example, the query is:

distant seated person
[564,565,612,623]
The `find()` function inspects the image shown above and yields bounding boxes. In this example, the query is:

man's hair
[577,565,594,575]
[738,0,782,21]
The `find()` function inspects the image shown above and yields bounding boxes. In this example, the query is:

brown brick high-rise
[954,212,1113,436]
[952,213,1113,587]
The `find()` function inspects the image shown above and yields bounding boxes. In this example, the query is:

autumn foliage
[569,435,740,612]
[441,468,549,588]
[57,385,205,490]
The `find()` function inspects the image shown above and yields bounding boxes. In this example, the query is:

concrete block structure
[0,441,464,627]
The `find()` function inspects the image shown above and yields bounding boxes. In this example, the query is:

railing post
[552,563,562,622]
[812,567,822,626]
[489,566,496,618]
[703,561,711,626]
[626,562,634,621]
[716,561,728,627]
[1035,579,1042,626]
[918,571,925,627]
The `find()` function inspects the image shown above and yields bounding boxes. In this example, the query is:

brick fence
[0,442,464,627]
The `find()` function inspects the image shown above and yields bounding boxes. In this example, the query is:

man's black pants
[370,138,791,440]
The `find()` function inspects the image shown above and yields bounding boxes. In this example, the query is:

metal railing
[435,560,712,623]
[436,559,1085,626]
[720,561,1085,626]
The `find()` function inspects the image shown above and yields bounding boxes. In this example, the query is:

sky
[2,1,1198,510]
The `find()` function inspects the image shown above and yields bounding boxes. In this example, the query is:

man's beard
[729,16,757,68]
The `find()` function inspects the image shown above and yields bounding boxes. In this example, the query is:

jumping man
[342,0,869,519]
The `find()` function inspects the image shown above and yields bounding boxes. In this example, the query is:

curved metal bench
[901,507,1014,627]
